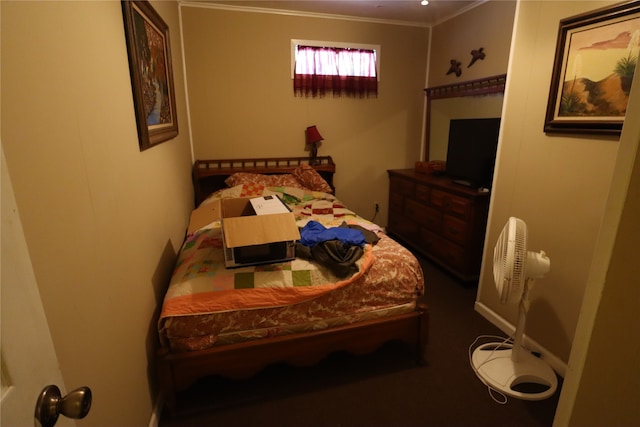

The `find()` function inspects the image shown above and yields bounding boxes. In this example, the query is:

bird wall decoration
[468,47,485,68]
[446,59,462,77]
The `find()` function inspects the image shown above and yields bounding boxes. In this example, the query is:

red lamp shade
[306,125,323,145]
[306,125,324,165]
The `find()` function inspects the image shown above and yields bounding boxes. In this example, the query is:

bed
[157,156,429,413]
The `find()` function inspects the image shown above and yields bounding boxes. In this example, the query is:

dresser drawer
[441,214,470,245]
[415,184,430,203]
[420,229,467,271]
[388,214,420,243]
[405,199,441,232]
[388,169,490,282]
[430,189,471,218]
[388,192,404,214]
[389,177,415,197]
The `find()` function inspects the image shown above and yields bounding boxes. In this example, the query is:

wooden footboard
[157,303,428,414]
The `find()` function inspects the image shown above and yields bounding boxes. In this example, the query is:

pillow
[224,173,304,189]
[292,164,333,193]
[239,183,265,197]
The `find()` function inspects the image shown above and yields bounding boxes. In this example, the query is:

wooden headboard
[192,156,336,206]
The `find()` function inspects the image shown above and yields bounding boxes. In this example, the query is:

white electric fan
[471,217,557,401]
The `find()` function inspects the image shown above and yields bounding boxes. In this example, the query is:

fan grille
[494,217,527,303]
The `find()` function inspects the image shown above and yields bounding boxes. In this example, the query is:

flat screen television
[445,118,501,189]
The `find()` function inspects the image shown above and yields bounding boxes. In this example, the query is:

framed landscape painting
[545,1,640,135]
[122,0,178,150]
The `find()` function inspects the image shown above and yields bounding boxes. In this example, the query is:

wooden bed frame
[192,156,337,206]
[157,156,429,414]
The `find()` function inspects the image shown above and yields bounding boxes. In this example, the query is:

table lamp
[306,125,324,165]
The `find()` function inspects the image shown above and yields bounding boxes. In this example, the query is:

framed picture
[545,1,640,135]
[122,0,178,150]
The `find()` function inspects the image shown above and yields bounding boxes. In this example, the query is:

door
[0,144,74,427]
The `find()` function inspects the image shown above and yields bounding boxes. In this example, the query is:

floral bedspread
[158,185,424,352]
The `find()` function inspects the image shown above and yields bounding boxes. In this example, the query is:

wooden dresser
[387,169,490,282]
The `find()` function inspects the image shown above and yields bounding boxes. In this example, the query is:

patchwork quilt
[162,227,373,316]
[161,185,373,316]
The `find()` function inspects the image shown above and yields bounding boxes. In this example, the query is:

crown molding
[179,1,430,28]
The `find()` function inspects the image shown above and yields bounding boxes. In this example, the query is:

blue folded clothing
[299,220,366,247]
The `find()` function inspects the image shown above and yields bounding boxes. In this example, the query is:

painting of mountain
[546,4,640,133]
[560,72,632,117]
[559,16,640,118]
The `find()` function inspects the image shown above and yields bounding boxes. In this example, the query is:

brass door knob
[34,385,91,427]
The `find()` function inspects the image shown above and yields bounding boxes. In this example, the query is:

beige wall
[428,1,516,87]
[181,4,429,224]
[557,61,640,426]
[425,0,515,161]
[476,0,621,368]
[1,1,193,425]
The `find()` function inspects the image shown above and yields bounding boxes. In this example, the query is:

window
[291,40,380,98]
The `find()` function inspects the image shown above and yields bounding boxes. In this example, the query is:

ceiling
[183,0,483,26]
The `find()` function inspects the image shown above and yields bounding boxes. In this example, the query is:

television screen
[445,118,501,189]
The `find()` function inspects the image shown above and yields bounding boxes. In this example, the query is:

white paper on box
[250,195,291,215]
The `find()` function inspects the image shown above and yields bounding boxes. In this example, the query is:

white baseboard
[474,301,567,377]
[148,398,163,427]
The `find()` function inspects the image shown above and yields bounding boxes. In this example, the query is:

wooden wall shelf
[424,74,507,100]
[423,74,506,161]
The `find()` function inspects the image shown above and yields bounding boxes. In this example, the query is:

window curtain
[294,46,378,98]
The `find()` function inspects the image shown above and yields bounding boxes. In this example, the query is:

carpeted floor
[159,257,561,427]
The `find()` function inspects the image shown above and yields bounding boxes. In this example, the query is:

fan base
[472,343,558,400]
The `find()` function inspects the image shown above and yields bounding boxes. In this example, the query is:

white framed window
[291,39,380,98]
[290,39,381,80]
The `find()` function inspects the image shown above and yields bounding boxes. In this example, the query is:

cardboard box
[188,200,222,235]
[415,160,446,175]
[220,197,300,268]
